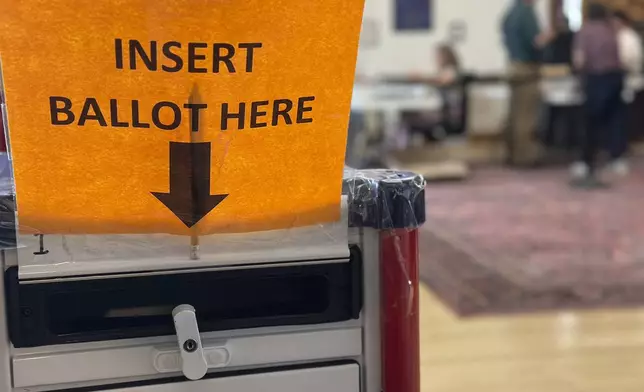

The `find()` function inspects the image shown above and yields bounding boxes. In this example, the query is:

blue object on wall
[395,0,432,31]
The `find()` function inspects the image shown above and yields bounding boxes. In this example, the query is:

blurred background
[347,0,644,390]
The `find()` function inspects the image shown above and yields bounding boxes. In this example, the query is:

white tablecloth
[351,82,442,112]
[540,74,644,106]
[541,76,583,106]
[350,82,443,151]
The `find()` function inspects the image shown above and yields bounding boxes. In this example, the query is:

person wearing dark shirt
[571,3,623,187]
[502,0,554,166]
[540,16,578,151]
[543,17,575,65]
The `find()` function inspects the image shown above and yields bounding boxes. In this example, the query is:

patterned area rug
[419,162,644,316]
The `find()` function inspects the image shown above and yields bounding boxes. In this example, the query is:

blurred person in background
[614,11,642,76]
[571,3,623,187]
[502,0,555,166]
[407,44,462,144]
[433,44,461,87]
[431,44,463,139]
[539,16,578,151]
[607,10,643,176]
[543,16,575,66]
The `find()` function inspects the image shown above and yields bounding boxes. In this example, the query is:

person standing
[608,10,643,176]
[543,16,575,66]
[614,11,643,76]
[502,0,553,166]
[572,3,624,187]
[540,16,579,151]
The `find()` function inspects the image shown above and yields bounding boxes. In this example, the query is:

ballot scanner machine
[0,169,425,392]
[0,1,425,390]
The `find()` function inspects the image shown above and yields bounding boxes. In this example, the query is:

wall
[564,0,583,30]
[356,0,550,77]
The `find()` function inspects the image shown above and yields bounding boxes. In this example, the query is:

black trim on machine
[6,248,363,348]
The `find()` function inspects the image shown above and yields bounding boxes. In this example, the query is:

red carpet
[419,162,644,316]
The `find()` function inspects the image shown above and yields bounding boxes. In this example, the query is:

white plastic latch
[172,304,208,380]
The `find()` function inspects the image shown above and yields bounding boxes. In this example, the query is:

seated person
[404,44,464,144]
[433,44,460,86]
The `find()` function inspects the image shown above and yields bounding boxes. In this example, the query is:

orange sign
[0,0,364,235]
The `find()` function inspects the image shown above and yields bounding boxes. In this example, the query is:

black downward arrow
[152,142,228,228]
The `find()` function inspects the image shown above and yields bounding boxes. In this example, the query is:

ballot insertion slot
[6,247,362,348]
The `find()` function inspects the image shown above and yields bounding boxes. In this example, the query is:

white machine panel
[14,220,349,280]
[102,364,359,392]
[12,328,362,389]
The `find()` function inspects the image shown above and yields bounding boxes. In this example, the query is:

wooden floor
[419,283,644,392]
